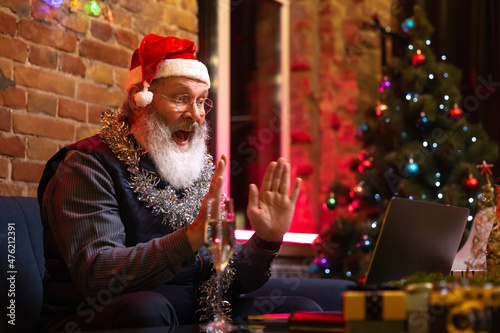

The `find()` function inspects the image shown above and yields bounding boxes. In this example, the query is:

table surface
[82,325,262,333]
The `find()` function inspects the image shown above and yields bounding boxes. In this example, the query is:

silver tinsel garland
[99,109,236,322]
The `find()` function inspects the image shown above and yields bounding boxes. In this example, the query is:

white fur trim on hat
[126,58,211,92]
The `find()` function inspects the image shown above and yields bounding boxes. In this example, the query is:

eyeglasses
[154,92,213,116]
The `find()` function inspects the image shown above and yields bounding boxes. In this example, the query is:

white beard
[131,109,209,190]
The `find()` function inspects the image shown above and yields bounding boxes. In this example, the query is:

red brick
[0,181,26,196]
[27,91,57,116]
[116,28,139,50]
[27,185,38,198]
[143,4,165,23]
[172,10,198,33]
[0,87,26,109]
[0,133,25,157]
[0,35,28,62]
[0,107,11,131]
[59,98,86,121]
[115,67,129,90]
[29,45,58,69]
[15,65,75,97]
[160,26,181,40]
[181,0,197,12]
[13,114,74,140]
[79,39,131,68]
[59,53,86,77]
[19,18,77,52]
[91,20,113,42]
[0,10,17,36]
[132,17,157,36]
[0,58,13,79]
[12,160,45,182]
[0,0,31,16]
[77,83,126,107]
[121,0,143,14]
[27,137,59,161]
[88,62,114,85]
[88,104,106,124]
[111,9,132,27]
[76,124,99,141]
[61,13,89,34]
[0,158,9,178]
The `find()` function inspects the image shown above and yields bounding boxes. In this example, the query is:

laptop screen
[364,197,469,286]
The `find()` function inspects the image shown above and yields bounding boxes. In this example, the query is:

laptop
[363,197,470,286]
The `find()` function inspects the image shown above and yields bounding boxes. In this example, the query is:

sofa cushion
[0,196,45,333]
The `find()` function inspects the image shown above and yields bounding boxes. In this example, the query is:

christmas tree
[314,4,499,282]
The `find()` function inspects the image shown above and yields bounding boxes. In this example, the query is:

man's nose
[182,102,204,123]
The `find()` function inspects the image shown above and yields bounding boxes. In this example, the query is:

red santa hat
[125,34,210,107]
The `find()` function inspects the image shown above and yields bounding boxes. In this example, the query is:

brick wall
[289,0,392,233]
[0,0,199,197]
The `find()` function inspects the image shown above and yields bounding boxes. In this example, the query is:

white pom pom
[134,82,153,107]
[134,90,153,107]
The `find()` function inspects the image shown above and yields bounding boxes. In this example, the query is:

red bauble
[449,103,463,119]
[357,159,372,173]
[465,176,479,192]
[412,50,426,66]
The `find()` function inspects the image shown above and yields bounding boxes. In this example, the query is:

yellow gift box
[343,290,407,321]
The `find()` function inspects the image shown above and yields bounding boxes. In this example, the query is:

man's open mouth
[172,130,191,146]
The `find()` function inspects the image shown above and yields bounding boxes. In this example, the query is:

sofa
[0,196,45,333]
[0,195,355,333]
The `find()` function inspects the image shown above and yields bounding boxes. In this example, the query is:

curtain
[420,0,500,174]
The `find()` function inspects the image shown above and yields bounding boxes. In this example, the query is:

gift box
[343,290,407,333]
[343,290,407,321]
[288,311,344,332]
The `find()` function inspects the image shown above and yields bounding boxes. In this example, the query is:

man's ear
[128,86,142,113]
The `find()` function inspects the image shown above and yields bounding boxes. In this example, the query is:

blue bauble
[401,18,415,33]
[416,115,429,131]
[405,162,419,177]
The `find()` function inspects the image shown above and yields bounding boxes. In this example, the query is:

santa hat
[125,34,210,107]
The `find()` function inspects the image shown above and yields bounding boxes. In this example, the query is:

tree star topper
[477,160,494,176]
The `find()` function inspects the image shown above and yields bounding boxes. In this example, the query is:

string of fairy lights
[41,0,114,22]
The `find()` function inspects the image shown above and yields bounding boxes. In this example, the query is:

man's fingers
[212,175,223,198]
[289,178,302,204]
[271,158,285,192]
[278,162,291,195]
[247,183,259,213]
[260,161,277,194]
[214,154,227,178]
[206,156,226,203]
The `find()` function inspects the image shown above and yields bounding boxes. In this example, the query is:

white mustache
[169,120,198,132]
